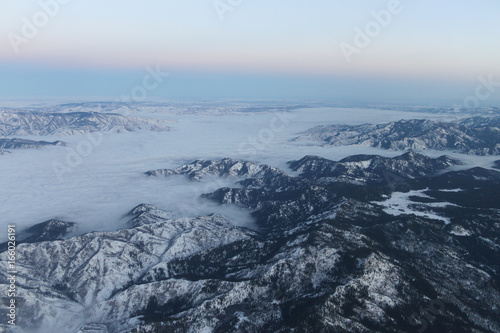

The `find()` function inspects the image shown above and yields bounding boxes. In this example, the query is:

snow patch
[450,226,472,236]
[373,189,453,224]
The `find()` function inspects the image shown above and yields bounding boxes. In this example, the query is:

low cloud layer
[1,107,493,238]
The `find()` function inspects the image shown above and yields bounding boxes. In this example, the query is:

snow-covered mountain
[0,206,257,332]
[0,111,171,136]
[295,116,500,155]
[4,101,306,116]
[3,153,499,332]
[146,158,289,181]
[288,152,460,184]
[0,219,76,252]
[0,138,65,150]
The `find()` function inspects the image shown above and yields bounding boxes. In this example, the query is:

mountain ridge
[2,153,499,332]
[294,116,500,155]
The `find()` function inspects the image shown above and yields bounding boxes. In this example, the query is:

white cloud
[0,106,490,238]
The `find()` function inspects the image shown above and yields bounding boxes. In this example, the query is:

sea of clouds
[0,106,496,239]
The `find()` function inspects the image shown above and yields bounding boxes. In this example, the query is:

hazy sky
[1,0,499,104]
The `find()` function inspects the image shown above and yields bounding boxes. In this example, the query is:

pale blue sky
[1,0,499,104]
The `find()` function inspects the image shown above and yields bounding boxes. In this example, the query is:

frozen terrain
[1,103,500,332]
[1,105,479,237]
[1,105,499,237]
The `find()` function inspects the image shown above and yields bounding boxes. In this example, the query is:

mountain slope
[0,111,171,136]
[146,158,288,181]
[294,117,500,155]
[0,138,65,149]
[2,154,499,332]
